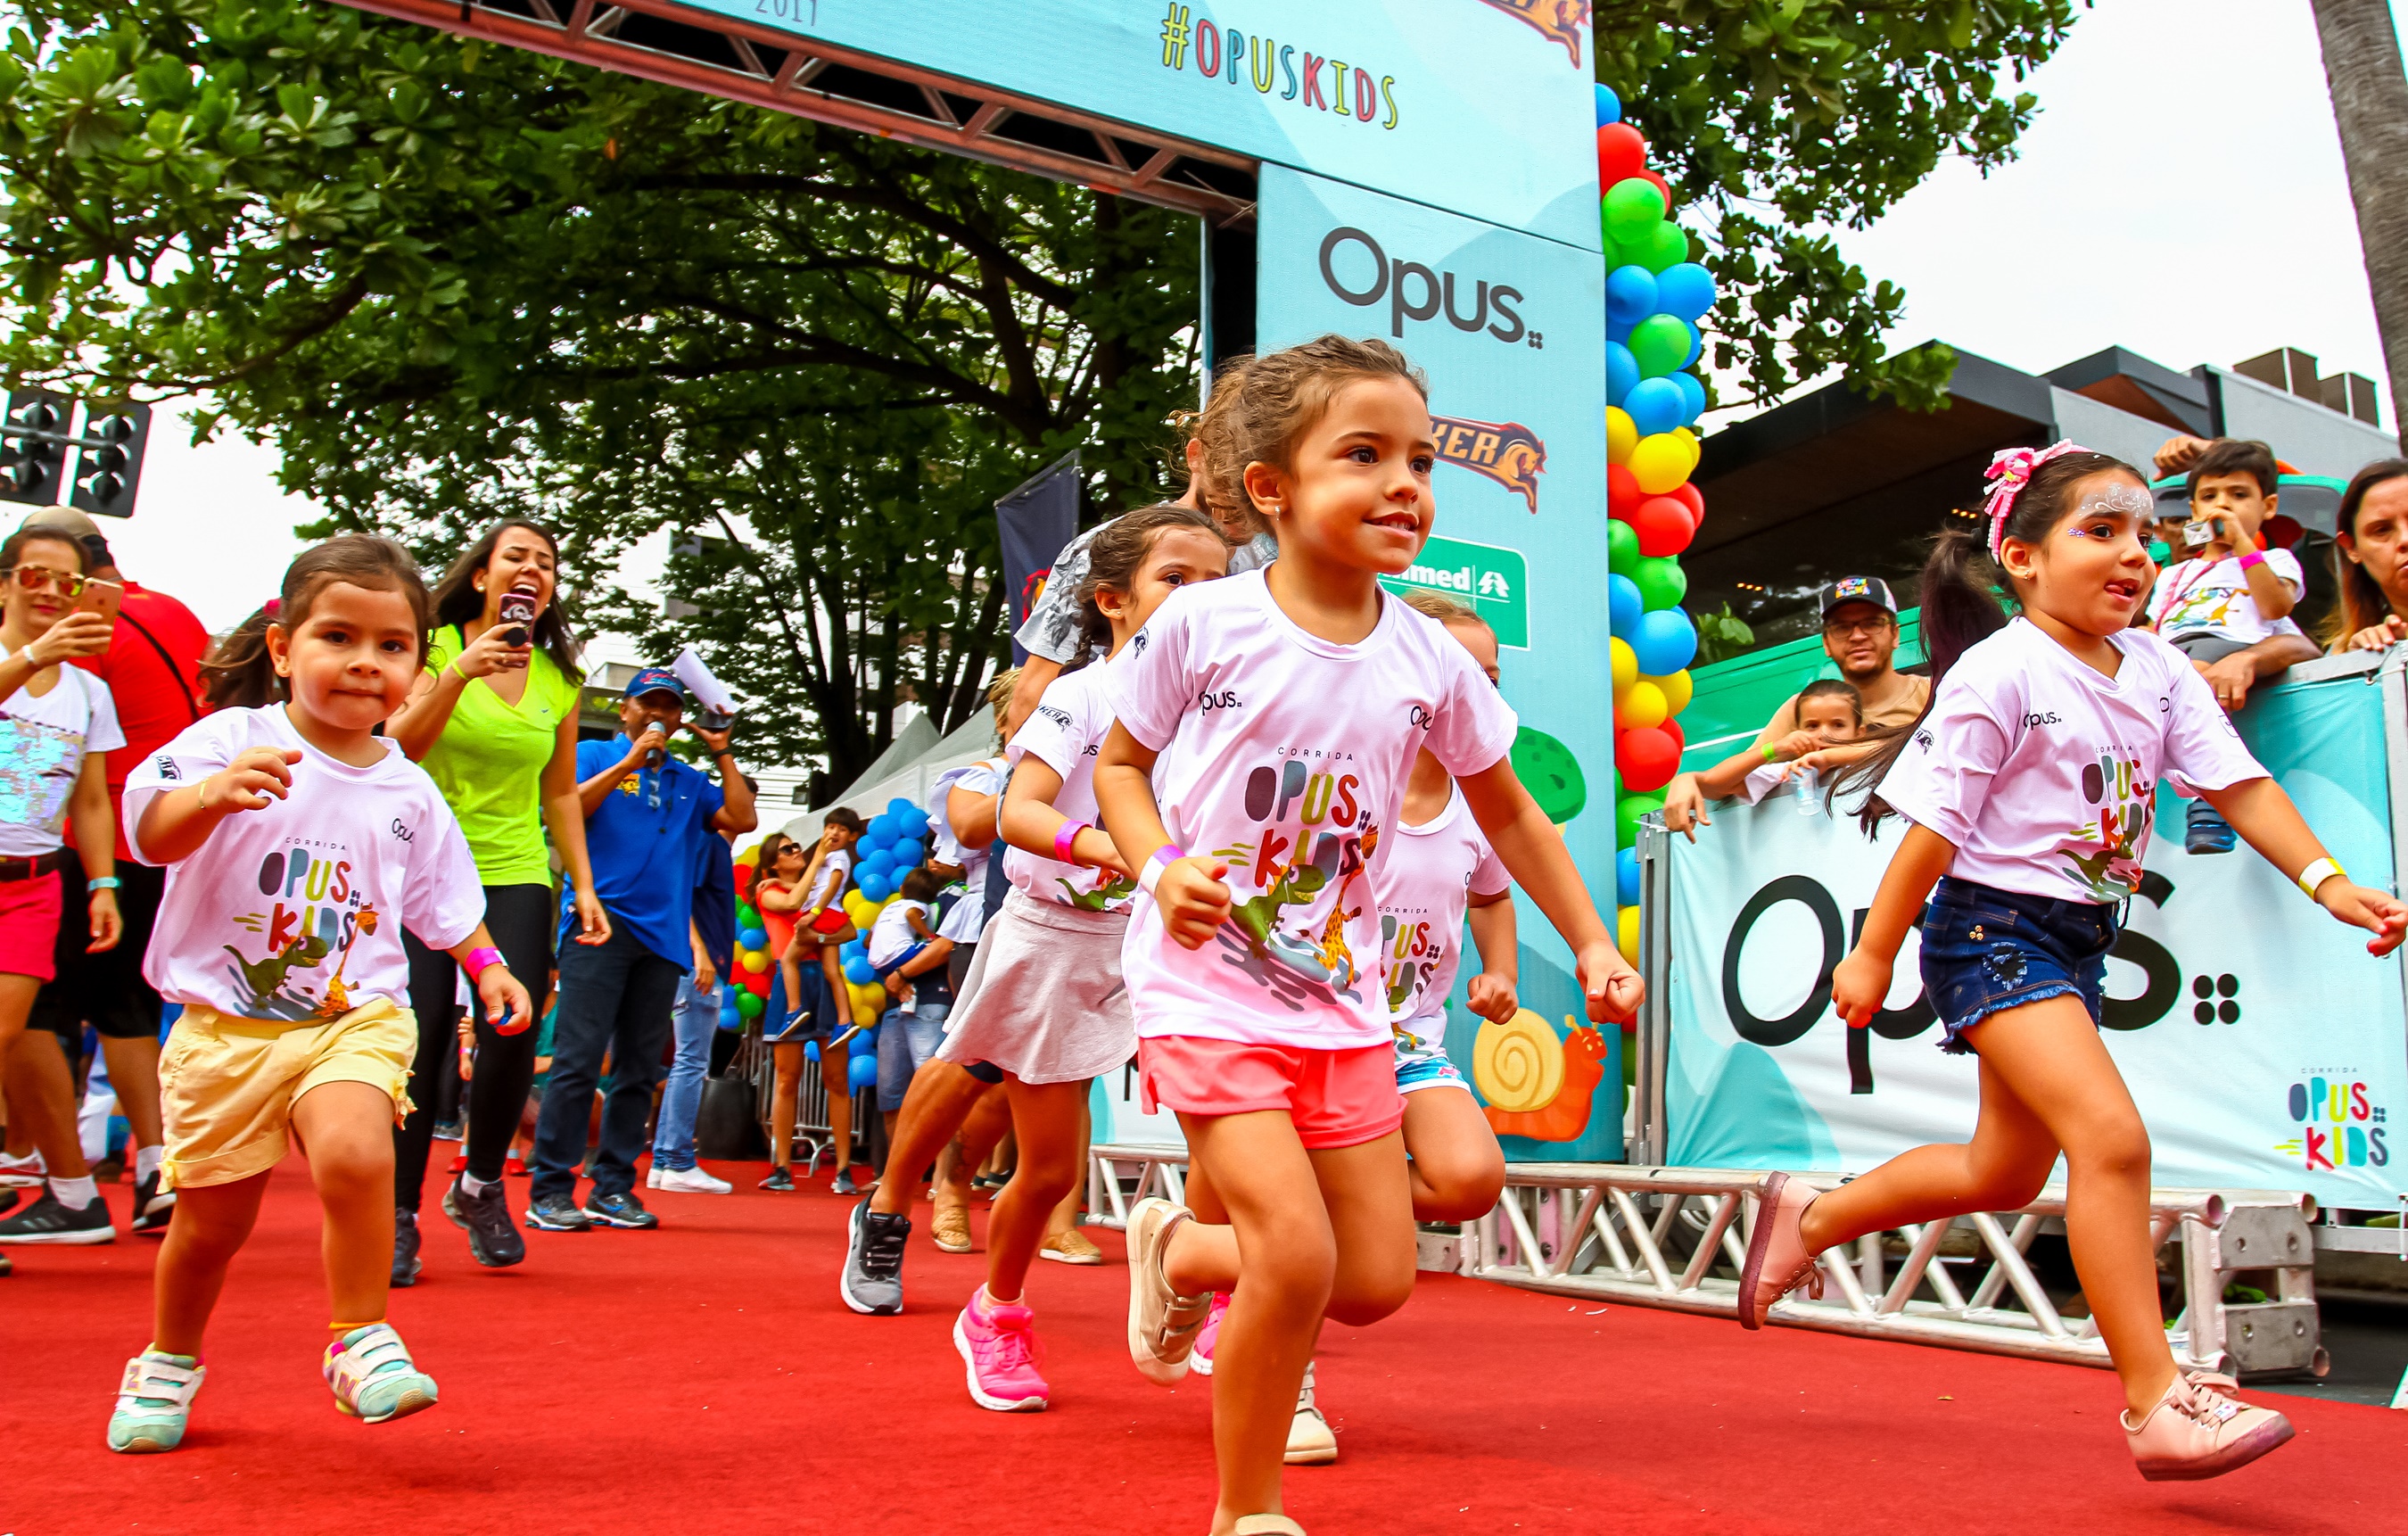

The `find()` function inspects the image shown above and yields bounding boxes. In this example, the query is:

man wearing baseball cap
[524,666,756,1232]
[1663,575,1930,837]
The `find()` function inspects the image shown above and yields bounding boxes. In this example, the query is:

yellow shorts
[159,997,418,1192]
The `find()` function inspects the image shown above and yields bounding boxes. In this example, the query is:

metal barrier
[741,1028,838,1169]
[1085,1143,1189,1230]
[1468,1164,2328,1378]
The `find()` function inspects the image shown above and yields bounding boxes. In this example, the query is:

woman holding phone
[386,520,609,1279]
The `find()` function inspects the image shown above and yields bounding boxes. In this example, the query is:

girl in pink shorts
[1092,336,1642,1536]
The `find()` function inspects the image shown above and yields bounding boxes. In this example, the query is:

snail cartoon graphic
[1474,1008,1609,1143]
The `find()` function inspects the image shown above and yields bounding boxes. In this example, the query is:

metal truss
[1085,1143,1189,1230]
[1470,1164,2329,1379]
[324,0,1258,223]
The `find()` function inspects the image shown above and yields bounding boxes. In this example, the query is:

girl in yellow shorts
[104,536,530,1454]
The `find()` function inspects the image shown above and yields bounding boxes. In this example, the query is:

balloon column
[1596,82,1712,962]
[723,797,939,1041]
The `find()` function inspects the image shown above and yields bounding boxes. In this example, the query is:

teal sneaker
[322,1323,439,1424]
[108,1349,205,1453]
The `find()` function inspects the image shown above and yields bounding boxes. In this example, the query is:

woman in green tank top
[383,520,607,1274]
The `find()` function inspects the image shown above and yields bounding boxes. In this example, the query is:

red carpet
[4,1154,2399,1535]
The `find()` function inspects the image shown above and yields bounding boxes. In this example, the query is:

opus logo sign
[1317,227,1536,347]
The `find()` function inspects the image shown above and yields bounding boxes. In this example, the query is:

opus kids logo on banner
[1157,6,1402,129]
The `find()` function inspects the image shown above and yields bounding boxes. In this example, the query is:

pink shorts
[1136,1036,1404,1150]
[0,871,62,982]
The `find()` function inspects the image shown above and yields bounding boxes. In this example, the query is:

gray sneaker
[442,1177,527,1268]
[840,1200,909,1315]
[391,1209,423,1286]
[524,1193,591,1232]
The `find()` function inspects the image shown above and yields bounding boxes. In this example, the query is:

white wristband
[2297,857,2344,900]
[1137,845,1184,898]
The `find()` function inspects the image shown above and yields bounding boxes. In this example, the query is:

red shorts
[0,871,62,983]
[1136,1036,1403,1150]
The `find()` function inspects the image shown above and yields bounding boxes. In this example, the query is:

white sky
[88,0,2404,635]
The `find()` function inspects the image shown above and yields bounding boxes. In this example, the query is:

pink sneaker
[1189,1292,1230,1378]
[2123,1371,2294,1480]
[1737,1171,1824,1330]
[952,1287,1050,1412]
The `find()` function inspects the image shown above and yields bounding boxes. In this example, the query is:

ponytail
[1060,502,1220,675]
[1835,527,2008,832]
[200,604,279,711]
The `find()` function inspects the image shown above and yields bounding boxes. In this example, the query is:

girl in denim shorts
[1734,443,2407,1482]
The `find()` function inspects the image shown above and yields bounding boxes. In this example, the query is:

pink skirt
[0,871,63,982]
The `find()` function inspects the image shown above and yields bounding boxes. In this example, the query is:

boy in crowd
[2143,438,2303,853]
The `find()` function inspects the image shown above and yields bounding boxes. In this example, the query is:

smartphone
[498,589,538,647]
[2182,519,2212,549]
[697,706,735,732]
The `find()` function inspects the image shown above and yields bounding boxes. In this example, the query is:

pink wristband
[2237,549,2266,571]
[1138,845,1185,898]
[1053,819,1092,865]
[465,946,505,980]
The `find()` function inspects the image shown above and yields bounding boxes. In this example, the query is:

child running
[105,536,532,1453]
[1095,336,1640,1536]
[1739,443,2405,1482]
[837,506,1229,1395]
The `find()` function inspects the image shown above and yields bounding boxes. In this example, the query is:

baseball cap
[623,667,688,702]
[1817,575,1897,618]
[18,506,114,570]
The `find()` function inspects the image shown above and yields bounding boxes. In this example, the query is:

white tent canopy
[779,707,997,847]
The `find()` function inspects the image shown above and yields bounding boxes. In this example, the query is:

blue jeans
[531,925,685,1202]
[650,974,722,1171]
[877,1000,950,1111]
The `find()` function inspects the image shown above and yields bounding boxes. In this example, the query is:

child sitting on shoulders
[869,866,952,1007]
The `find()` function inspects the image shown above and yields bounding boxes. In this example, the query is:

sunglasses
[2,566,96,598]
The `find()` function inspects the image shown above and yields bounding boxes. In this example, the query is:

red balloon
[1662,718,1685,756]
[1632,496,1695,557]
[1607,464,1643,519]
[1618,725,1681,792]
[743,967,772,996]
[1596,123,1647,190]
[1669,481,1704,525]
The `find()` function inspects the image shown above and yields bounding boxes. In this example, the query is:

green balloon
[1637,221,1691,273]
[737,903,760,929]
[1634,555,1687,611]
[1602,176,1666,235]
[1615,790,1665,850]
[736,989,765,1020]
[1511,725,1587,823]
[1628,313,1694,378]
[1607,516,1642,575]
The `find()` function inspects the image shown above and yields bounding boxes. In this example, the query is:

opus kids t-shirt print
[1880,618,2264,905]
[1104,571,1518,1051]
[1003,662,1135,913]
[0,666,123,859]
[122,706,487,1022]
[1377,786,1509,1044]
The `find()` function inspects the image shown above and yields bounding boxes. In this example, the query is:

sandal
[1233,1518,1306,1536]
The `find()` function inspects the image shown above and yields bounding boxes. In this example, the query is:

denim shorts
[1391,1015,1468,1094]
[1918,877,2118,1054]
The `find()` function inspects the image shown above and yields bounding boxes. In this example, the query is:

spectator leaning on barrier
[1662,576,1926,838]
[524,667,756,1234]
[16,508,206,1240]
[2325,458,2408,654]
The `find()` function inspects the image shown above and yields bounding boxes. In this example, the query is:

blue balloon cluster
[717,996,745,1032]
[854,798,935,903]
[847,1047,879,1093]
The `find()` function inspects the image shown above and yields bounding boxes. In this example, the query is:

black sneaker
[392,1209,423,1285]
[130,1171,175,1236]
[832,1169,861,1197]
[840,1200,909,1315]
[524,1193,592,1232]
[584,1191,658,1229]
[431,1118,466,1143]
[0,1188,116,1244]
[759,1166,795,1193]
[0,1188,18,1218]
[442,1177,527,1268]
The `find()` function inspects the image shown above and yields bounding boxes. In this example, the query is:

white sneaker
[652,1165,733,1194]
[1286,1359,1336,1465]
[0,1151,45,1188]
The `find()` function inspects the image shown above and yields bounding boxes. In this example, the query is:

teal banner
[1665,665,2406,1211]
[665,0,1602,248]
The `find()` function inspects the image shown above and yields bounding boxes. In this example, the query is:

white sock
[135,1144,163,1184]
[50,1174,101,1210]
[460,1171,495,1198]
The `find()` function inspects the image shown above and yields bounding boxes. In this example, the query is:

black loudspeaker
[696,1074,767,1161]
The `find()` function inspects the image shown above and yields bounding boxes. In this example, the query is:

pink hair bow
[1980,441,2092,558]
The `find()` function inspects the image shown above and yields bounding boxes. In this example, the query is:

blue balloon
[804,1039,821,1061]
[1670,371,1707,426]
[1682,327,1704,369]
[858,871,892,903]
[839,940,866,962]
[847,1048,879,1093]
[858,847,895,877]
[1607,574,1644,637]
[1631,608,1698,676]
[1622,376,1686,439]
[896,803,931,830]
[891,839,926,870]
[1615,846,1642,908]
[886,797,918,820]
[717,1001,744,1033]
[738,924,768,951]
[1654,262,1716,323]
[1606,343,1639,407]
[843,955,874,985]
[1604,265,1659,327]
[1607,315,1633,346]
[1594,82,1621,127]
[860,820,895,851]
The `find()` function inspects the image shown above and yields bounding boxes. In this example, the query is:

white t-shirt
[1103,571,1519,1049]
[934,758,1004,944]
[805,846,852,912]
[121,706,486,1021]
[867,897,930,969]
[1004,663,1135,913]
[1881,619,2265,904]
[1379,787,1509,1037]
[1016,523,1278,665]
[0,667,123,858]
[2146,547,2305,646]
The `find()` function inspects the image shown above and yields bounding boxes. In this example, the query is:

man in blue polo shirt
[526,668,759,1231]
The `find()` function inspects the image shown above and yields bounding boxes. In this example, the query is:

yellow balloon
[1610,636,1638,697]
[735,847,760,866]
[854,1002,880,1028]
[1618,905,1641,955]
[1630,433,1690,495]
[1615,680,1668,731]
[1646,669,1693,716]
[843,892,878,926]
[1673,427,1702,477]
[1606,407,1637,466]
